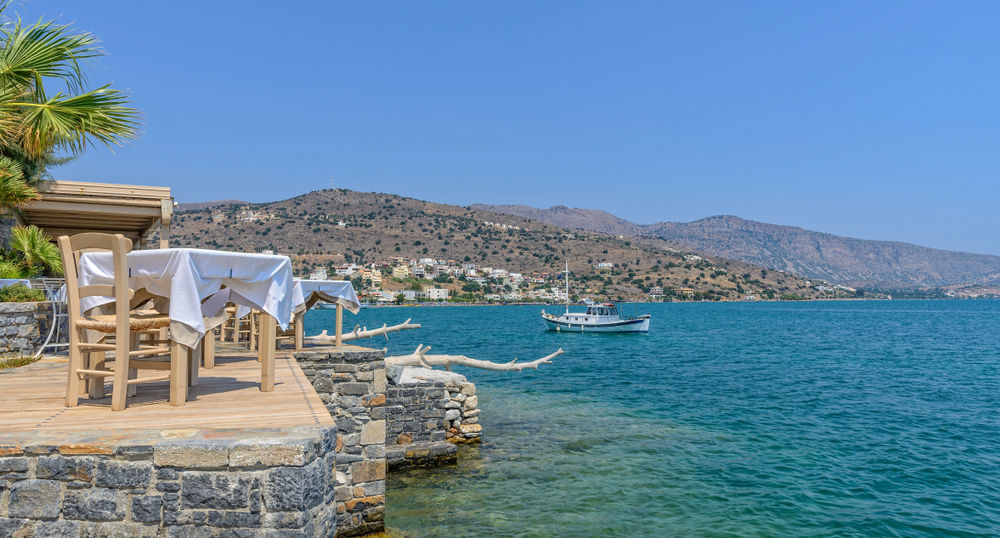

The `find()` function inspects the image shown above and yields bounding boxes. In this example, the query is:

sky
[15,1,1000,254]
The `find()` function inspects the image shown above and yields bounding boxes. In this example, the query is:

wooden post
[294,311,304,351]
[259,313,275,392]
[334,304,343,347]
[203,328,215,369]
[169,342,188,406]
[159,198,172,248]
[188,341,200,387]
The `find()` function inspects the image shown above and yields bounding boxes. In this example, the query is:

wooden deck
[0,344,334,446]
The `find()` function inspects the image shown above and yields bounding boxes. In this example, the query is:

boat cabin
[559,303,620,323]
[586,304,619,318]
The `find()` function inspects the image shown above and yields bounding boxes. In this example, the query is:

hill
[474,205,1000,290]
[170,189,858,302]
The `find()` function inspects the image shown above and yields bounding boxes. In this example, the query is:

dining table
[76,248,297,392]
[290,279,361,349]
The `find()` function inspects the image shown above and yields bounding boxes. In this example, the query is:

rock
[8,479,61,518]
[154,441,229,469]
[131,496,163,523]
[444,409,460,421]
[350,460,386,482]
[95,460,152,489]
[264,461,324,511]
[360,420,386,445]
[463,395,478,410]
[180,472,252,510]
[460,382,476,396]
[63,487,124,521]
[459,424,482,434]
[36,455,94,482]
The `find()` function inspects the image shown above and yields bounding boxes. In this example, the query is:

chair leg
[170,343,188,406]
[110,335,130,412]
[87,351,106,399]
[65,345,82,407]
[127,333,140,397]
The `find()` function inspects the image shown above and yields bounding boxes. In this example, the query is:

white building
[420,288,449,300]
[309,269,328,280]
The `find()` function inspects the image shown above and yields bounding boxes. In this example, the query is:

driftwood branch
[306,318,421,343]
[386,344,563,372]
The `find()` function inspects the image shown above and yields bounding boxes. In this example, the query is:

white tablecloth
[77,248,295,348]
[293,279,361,314]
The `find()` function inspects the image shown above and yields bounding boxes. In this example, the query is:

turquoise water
[305,301,1000,536]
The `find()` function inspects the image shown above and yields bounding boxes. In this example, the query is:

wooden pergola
[18,180,174,248]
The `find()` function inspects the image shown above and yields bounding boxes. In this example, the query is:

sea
[305,300,1000,537]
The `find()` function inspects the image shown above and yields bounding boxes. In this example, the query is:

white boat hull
[542,314,650,333]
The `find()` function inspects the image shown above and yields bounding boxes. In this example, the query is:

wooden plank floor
[0,343,333,444]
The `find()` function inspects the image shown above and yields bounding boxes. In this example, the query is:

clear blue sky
[19,1,1000,255]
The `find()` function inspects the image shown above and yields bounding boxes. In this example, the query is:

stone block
[0,456,29,474]
[84,522,160,537]
[264,462,324,511]
[338,383,370,396]
[459,423,483,434]
[207,510,263,528]
[360,420,386,445]
[131,495,163,522]
[34,520,82,537]
[350,460,386,482]
[36,455,94,482]
[229,439,310,467]
[95,460,152,488]
[9,479,62,519]
[460,382,476,396]
[167,526,214,538]
[181,472,251,509]
[373,368,387,392]
[63,487,124,521]
[154,441,229,469]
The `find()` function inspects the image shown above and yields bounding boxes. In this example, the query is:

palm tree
[0,12,140,177]
[0,7,142,278]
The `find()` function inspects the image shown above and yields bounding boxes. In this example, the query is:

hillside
[474,205,1000,290]
[170,189,857,302]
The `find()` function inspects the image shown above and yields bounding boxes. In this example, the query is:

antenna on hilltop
[330,176,335,190]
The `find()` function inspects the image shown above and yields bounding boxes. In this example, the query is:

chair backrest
[57,234,134,335]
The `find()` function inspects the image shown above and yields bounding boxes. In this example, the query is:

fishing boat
[540,262,650,333]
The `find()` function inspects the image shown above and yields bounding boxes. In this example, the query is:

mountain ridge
[471,204,1000,289]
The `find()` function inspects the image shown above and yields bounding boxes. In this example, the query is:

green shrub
[0,283,44,302]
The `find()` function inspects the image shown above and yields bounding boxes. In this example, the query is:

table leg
[335,304,343,347]
[203,329,215,369]
[294,311,304,351]
[259,313,275,392]
[188,342,200,387]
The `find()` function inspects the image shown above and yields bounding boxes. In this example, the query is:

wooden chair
[58,233,188,411]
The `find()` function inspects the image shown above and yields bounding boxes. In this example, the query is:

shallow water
[305,300,1000,536]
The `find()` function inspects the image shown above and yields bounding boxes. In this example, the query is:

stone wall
[386,367,482,446]
[0,301,54,357]
[0,427,337,537]
[296,349,386,537]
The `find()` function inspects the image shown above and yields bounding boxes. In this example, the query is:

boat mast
[565,261,570,315]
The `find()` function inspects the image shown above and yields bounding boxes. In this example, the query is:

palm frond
[0,155,37,209]
[13,85,140,157]
[9,224,61,276]
[0,16,101,95]
[0,259,23,279]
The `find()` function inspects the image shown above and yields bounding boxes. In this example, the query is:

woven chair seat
[76,314,171,333]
